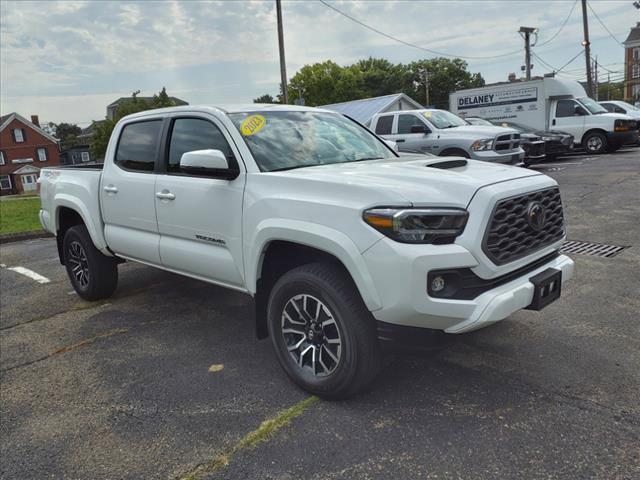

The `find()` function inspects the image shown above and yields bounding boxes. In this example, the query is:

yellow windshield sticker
[240,114,266,136]
[423,112,432,118]
[501,122,508,127]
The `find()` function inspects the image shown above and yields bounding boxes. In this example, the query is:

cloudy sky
[0,0,635,126]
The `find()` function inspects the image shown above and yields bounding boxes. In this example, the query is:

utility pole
[607,73,610,100]
[276,0,289,104]
[581,0,594,98]
[424,70,430,107]
[593,56,599,100]
[519,27,537,80]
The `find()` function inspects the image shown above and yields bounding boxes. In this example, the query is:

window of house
[633,64,640,79]
[374,115,394,135]
[397,114,426,134]
[167,118,234,174]
[13,128,25,143]
[0,175,12,190]
[0,151,5,165]
[37,147,48,161]
[115,120,162,172]
[634,48,640,61]
[81,151,90,162]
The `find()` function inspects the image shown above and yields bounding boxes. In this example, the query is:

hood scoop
[426,159,468,170]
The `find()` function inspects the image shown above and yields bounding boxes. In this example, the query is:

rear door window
[374,115,394,135]
[115,120,162,172]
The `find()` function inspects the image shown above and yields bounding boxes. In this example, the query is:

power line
[587,2,623,46]
[317,0,523,60]
[538,0,579,46]
[532,49,585,74]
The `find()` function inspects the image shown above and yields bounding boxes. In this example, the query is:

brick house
[0,113,61,196]
[623,22,640,102]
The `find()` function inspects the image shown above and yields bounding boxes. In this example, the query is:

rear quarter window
[375,115,393,135]
[115,120,162,172]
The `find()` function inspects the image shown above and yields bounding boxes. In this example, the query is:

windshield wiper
[352,156,384,162]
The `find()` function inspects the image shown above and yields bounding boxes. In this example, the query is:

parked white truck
[450,76,638,154]
[39,105,574,398]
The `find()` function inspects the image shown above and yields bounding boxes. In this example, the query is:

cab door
[551,99,586,144]
[100,119,163,264]
[388,113,434,154]
[154,115,246,289]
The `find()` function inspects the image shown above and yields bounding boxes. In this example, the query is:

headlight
[363,207,468,244]
[470,138,493,151]
[614,119,631,132]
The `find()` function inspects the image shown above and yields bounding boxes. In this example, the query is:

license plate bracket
[526,268,562,311]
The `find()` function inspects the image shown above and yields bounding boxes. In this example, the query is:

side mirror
[179,149,239,180]
[384,140,399,152]
[574,105,587,116]
[410,125,427,134]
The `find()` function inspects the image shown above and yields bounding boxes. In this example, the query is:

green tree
[54,122,82,148]
[90,87,179,159]
[287,60,365,106]
[598,81,624,101]
[355,57,413,99]
[253,93,276,103]
[407,57,485,108]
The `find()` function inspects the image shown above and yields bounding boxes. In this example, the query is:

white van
[449,77,638,154]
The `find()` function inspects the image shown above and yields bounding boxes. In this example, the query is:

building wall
[624,43,640,101]
[0,117,60,195]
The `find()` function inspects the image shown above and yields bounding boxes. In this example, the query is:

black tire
[267,262,381,399]
[440,149,470,159]
[63,225,118,301]
[582,131,608,154]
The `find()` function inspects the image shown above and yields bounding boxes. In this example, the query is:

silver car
[371,109,525,163]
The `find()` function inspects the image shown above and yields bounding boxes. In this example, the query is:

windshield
[467,117,493,126]
[578,97,607,114]
[423,110,469,129]
[617,101,639,111]
[228,111,396,172]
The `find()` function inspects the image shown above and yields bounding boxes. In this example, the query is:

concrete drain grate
[561,240,628,258]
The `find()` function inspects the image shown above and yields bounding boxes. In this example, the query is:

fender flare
[54,194,110,254]
[247,219,383,312]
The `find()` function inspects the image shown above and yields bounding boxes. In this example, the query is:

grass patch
[0,197,42,235]
[180,396,319,480]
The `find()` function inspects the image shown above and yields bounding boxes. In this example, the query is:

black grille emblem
[527,201,546,231]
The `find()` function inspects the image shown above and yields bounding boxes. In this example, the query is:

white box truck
[449,77,638,154]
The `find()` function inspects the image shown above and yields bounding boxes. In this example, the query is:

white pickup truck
[39,104,574,398]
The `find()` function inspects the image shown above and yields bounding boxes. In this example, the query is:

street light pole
[581,0,594,98]
[276,0,289,104]
[424,70,430,107]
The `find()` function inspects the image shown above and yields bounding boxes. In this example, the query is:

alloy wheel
[587,136,602,152]
[67,241,90,289]
[281,294,342,377]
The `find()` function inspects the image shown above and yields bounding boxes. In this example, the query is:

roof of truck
[120,104,334,121]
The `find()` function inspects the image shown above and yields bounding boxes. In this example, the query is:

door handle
[396,139,406,143]
[156,191,176,200]
[552,119,556,126]
[103,185,118,194]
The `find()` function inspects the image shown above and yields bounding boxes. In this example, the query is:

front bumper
[470,149,524,164]
[607,130,639,147]
[362,238,574,334]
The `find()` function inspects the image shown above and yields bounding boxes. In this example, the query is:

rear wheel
[582,131,607,154]
[63,225,118,300]
[267,262,381,399]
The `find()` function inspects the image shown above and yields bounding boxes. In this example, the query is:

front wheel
[63,225,118,300]
[582,132,608,154]
[267,262,381,399]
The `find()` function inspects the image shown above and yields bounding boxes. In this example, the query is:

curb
[0,230,54,244]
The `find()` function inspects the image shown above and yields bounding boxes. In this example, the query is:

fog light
[431,275,446,293]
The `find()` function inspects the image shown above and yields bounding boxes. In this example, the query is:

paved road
[1,149,639,479]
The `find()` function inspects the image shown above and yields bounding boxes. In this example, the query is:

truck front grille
[483,187,565,265]
[494,133,521,152]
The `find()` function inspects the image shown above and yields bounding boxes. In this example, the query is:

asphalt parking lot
[1,147,639,480]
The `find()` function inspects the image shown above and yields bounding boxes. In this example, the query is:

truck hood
[276,154,542,207]
[599,112,636,122]
[439,125,518,138]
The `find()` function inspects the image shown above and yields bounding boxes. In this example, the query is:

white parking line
[6,266,51,284]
